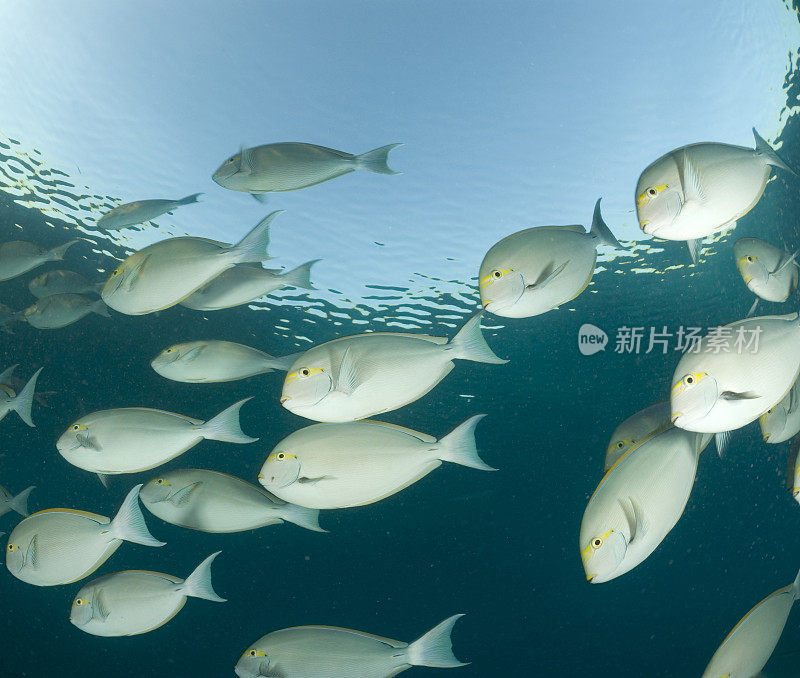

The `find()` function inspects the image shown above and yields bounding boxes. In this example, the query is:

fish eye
[7,544,16,551]
[592,537,603,549]
[746,256,754,262]
[616,442,624,449]
[165,348,174,353]
[492,270,503,279]
[156,479,164,485]
[112,269,121,276]
[299,368,315,377]
[74,598,85,606]
[248,650,257,657]
[276,452,286,460]
[647,187,658,197]
[685,375,695,385]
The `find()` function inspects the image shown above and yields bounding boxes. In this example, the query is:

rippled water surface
[1,1,800,676]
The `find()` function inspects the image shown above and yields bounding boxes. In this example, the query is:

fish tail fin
[229,211,282,264]
[407,614,468,668]
[91,299,111,318]
[792,566,800,600]
[280,259,320,290]
[262,351,304,372]
[200,398,258,443]
[436,414,496,470]
[10,367,42,427]
[109,484,165,547]
[177,193,203,205]
[8,486,34,516]
[448,312,507,364]
[0,363,17,384]
[47,239,80,261]
[355,143,402,174]
[589,198,622,249]
[753,128,797,175]
[177,551,226,602]
[278,503,326,533]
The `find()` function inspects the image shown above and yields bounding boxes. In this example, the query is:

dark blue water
[2,11,800,678]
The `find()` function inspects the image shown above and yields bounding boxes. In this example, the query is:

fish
[671,313,800,433]
[151,340,300,383]
[604,400,672,471]
[636,129,795,262]
[212,142,401,198]
[101,211,278,315]
[96,194,202,230]
[0,239,79,281]
[21,293,110,329]
[760,377,800,444]
[788,438,800,506]
[140,469,324,533]
[701,568,800,678]
[258,415,493,509]
[0,364,54,408]
[0,485,34,519]
[55,398,257,476]
[280,311,507,422]
[580,426,712,583]
[5,484,164,586]
[234,614,466,678]
[180,260,319,311]
[479,199,621,317]
[0,367,42,427]
[70,551,224,636]
[735,238,798,307]
[28,269,103,298]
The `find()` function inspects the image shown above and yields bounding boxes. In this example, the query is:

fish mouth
[763,433,770,442]
[671,413,682,424]
[586,574,596,583]
[279,396,290,404]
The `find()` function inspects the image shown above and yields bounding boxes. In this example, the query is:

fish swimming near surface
[0,239,79,281]
[604,400,672,471]
[151,340,300,383]
[760,377,800,444]
[21,293,110,329]
[0,484,34,520]
[479,199,621,317]
[56,398,257,477]
[180,259,318,311]
[0,367,42,427]
[70,551,224,636]
[735,238,798,315]
[280,312,507,422]
[234,614,466,678]
[636,129,795,262]
[28,269,103,298]
[671,313,800,434]
[101,211,278,315]
[580,426,712,583]
[5,484,164,586]
[701,568,800,678]
[96,194,202,230]
[140,469,324,533]
[258,415,494,509]
[212,142,401,199]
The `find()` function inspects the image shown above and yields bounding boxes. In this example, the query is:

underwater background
[1,1,800,676]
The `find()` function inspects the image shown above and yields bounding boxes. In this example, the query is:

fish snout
[279,396,290,404]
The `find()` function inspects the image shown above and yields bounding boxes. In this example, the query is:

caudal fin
[0,363,17,384]
[448,312,507,364]
[177,551,226,602]
[590,199,622,249]
[355,143,402,174]
[8,486,34,516]
[177,193,203,206]
[791,566,800,601]
[10,367,42,427]
[407,614,468,668]
[436,414,496,470]
[109,484,166,547]
[278,502,326,533]
[91,299,111,318]
[262,351,304,372]
[200,398,258,443]
[280,260,319,290]
[229,211,282,264]
[753,128,797,175]
[47,239,80,261]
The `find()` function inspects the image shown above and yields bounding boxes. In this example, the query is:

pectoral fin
[169,482,202,507]
[720,391,759,400]
[526,261,569,291]
[125,254,150,292]
[182,346,204,363]
[297,476,333,485]
[678,150,706,205]
[333,346,360,395]
[94,590,110,622]
[239,145,254,173]
[771,250,799,277]
[77,433,100,451]
[619,497,646,545]
[25,535,38,570]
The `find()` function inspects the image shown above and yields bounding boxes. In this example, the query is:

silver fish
[96,194,202,230]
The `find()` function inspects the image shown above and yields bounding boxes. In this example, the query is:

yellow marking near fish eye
[7,544,17,551]
[71,424,87,432]
[671,372,707,395]
[285,367,324,383]
[607,439,632,453]
[480,269,513,288]
[267,452,296,462]
[154,478,170,486]
[247,650,267,658]
[74,598,87,606]
[581,529,614,560]
[636,184,668,207]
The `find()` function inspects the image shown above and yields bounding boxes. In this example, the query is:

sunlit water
[1,2,800,676]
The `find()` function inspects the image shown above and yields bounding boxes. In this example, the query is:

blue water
[1,2,800,676]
